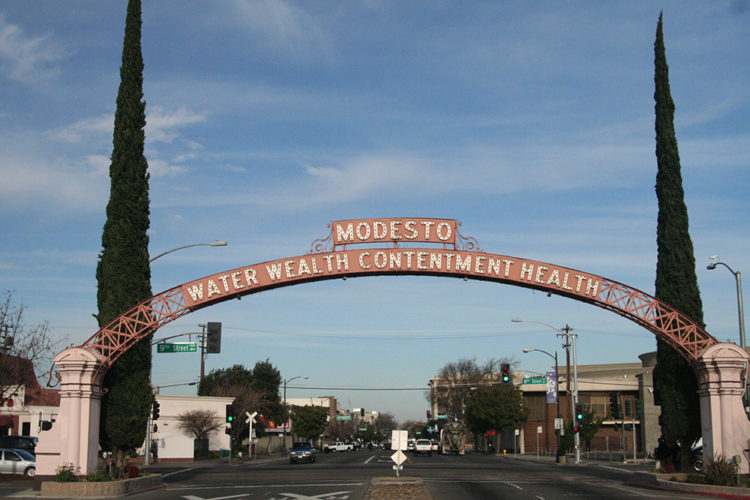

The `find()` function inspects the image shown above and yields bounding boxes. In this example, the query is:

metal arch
[594,278,716,364]
[78,251,719,377]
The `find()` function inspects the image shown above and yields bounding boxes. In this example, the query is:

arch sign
[35,218,750,477]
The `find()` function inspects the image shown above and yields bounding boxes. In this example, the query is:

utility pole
[558,325,579,464]
[199,323,206,384]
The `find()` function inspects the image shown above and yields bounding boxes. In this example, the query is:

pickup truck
[324,441,353,453]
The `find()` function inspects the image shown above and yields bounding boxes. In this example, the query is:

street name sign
[522,376,547,385]
[336,415,352,420]
[157,342,197,353]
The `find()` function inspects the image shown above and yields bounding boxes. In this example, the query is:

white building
[150,394,234,460]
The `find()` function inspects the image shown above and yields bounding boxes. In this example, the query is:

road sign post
[246,411,257,460]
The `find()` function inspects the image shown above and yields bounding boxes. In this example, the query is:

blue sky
[1,1,748,423]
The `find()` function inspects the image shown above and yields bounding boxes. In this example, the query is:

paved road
[4,450,712,499]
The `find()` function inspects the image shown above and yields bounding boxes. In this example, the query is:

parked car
[407,439,416,452]
[690,446,704,472]
[413,439,433,456]
[382,441,392,450]
[430,440,440,453]
[289,441,316,464]
[0,448,35,476]
[0,436,37,455]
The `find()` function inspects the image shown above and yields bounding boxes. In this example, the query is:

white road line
[162,467,197,478]
[168,482,364,491]
[503,481,523,490]
[598,465,634,473]
[364,456,375,464]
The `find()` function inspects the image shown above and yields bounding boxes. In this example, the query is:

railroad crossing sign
[246,411,257,424]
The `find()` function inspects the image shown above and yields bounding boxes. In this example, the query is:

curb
[629,471,750,499]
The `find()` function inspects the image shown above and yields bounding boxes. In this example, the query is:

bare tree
[0,291,59,397]
[374,412,398,436]
[176,409,222,440]
[430,357,509,421]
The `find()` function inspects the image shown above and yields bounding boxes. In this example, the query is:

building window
[22,422,30,435]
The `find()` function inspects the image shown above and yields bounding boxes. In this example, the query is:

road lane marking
[182,494,249,500]
[598,465,634,473]
[364,456,375,464]
[162,467,197,477]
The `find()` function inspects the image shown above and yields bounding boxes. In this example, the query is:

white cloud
[0,13,65,83]
[146,106,206,144]
[228,0,333,63]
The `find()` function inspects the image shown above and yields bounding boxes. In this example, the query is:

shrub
[125,465,140,478]
[704,455,738,486]
[54,463,79,482]
[86,467,112,482]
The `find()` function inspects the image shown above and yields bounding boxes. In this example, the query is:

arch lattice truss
[81,250,718,373]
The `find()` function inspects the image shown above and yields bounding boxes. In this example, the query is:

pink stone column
[697,343,750,474]
[36,348,105,477]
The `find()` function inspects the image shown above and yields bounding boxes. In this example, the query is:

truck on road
[440,421,466,455]
[324,441,353,453]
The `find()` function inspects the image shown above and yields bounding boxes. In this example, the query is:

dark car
[0,436,37,456]
[382,441,392,450]
[289,441,316,464]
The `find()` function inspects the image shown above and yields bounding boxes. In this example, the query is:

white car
[0,448,35,476]
[413,439,433,456]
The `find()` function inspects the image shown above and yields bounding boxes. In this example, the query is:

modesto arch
[36,218,750,475]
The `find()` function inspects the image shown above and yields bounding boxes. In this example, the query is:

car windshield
[292,442,312,449]
[15,449,35,461]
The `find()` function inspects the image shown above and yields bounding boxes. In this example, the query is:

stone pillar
[697,343,750,474]
[36,348,105,478]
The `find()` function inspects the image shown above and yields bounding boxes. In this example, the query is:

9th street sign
[157,342,197,353]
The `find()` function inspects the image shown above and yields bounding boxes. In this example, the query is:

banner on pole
[545,371,558,404]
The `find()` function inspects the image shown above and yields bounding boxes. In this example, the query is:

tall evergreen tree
[95,0,152,476]
[652,12,704,470]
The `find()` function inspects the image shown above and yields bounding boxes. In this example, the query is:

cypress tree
[95,0,152,476]
[652,12,704,470]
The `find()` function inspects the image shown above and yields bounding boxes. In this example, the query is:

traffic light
[225,404,234,423]
[360,408,365,417]
[575,403,584,422]
[609,392,620,419]
[225,426,231,435]
[426,409,431,420]
[152,400,160,421]
[501,363,511,383]
[206,322,222,353]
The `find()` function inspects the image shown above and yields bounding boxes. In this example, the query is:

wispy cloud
[0,13,65,83]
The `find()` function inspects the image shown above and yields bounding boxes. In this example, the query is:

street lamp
[283,375,308,451]
[150,240,228,262]
[513,318,580,464]
[707,256,746,349]
[522,347,560,462]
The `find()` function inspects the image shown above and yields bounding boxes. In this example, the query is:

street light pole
[146,239,227,466]
[513,318,580,464]
[150,240,228,262]
[707,257,746,349]
[522,347,560,462]
[283,375,308,454]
